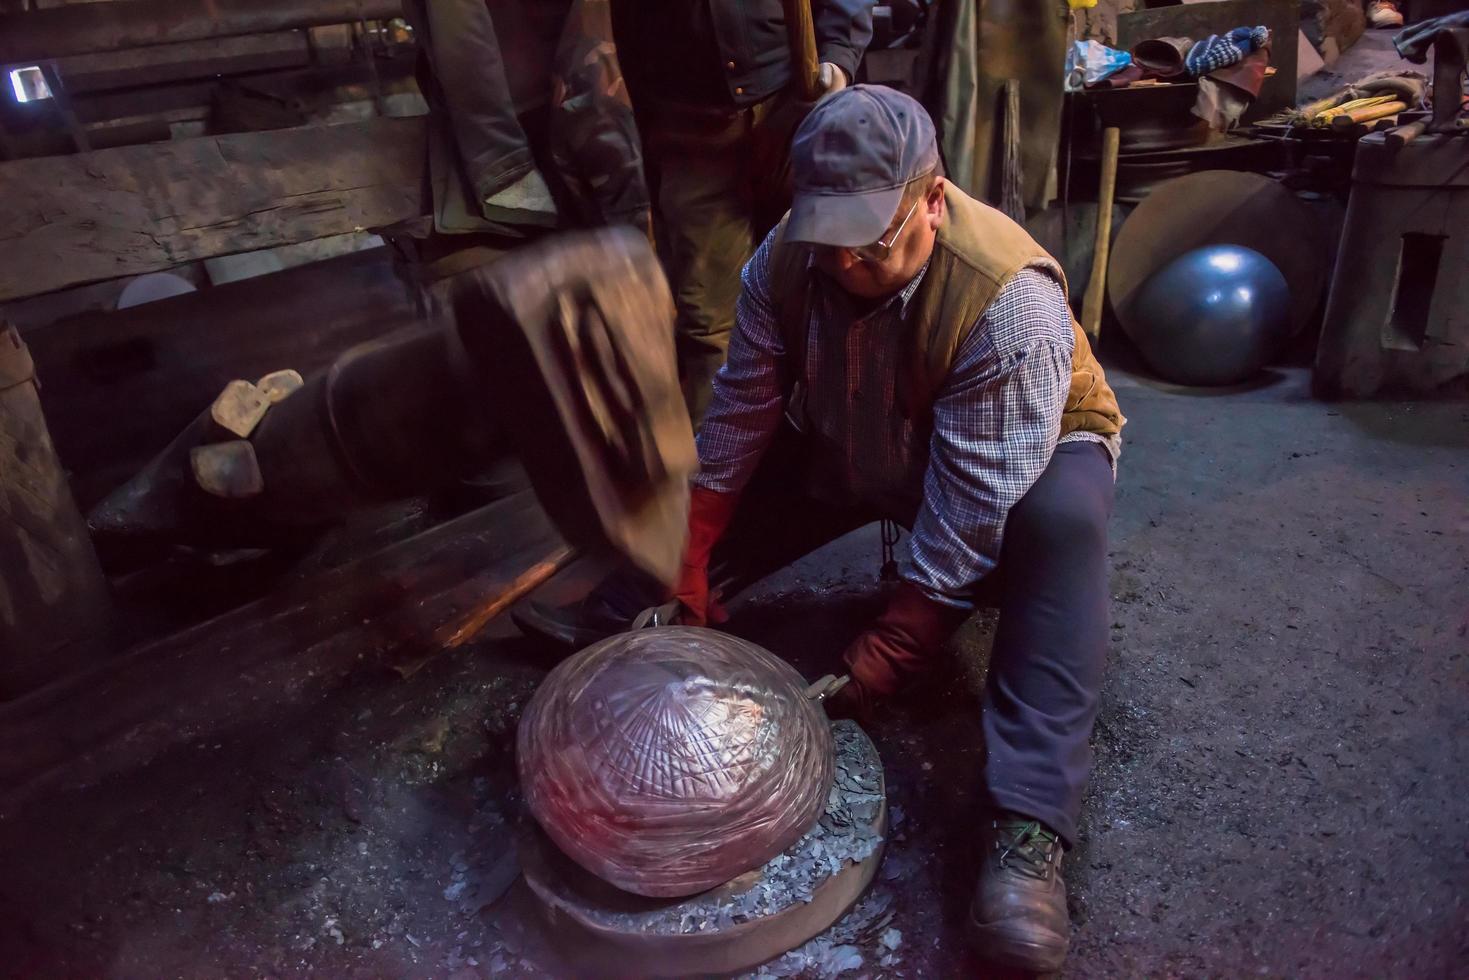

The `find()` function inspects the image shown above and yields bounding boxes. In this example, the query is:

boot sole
[509,602,611,650]
[967,919,1069,974]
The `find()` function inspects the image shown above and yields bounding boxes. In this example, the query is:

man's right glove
[670,486,740,626]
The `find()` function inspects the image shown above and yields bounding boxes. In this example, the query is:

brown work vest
[768,183,1125,442]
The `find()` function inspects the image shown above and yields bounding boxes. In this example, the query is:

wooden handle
[1330,100,1408,130]
[1386,119,1429,147]
[433,545,575,650]
[783,0,821,100]
[1081,127,1120,341]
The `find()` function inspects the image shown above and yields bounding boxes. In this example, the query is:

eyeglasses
[851,197,922,263]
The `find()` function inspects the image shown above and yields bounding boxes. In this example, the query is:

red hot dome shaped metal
[517,627,834,898]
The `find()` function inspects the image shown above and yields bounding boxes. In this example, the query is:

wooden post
[0,326,113,699]
[1081,127,1120,341]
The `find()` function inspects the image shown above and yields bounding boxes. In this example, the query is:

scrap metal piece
[189,440,264,499]
[209,379,270,438]
[256,369,303,403]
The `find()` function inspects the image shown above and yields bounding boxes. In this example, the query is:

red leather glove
[669,486,740,626]
[842,582,971,697]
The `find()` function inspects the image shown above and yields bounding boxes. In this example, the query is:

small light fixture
[9,66,53,104]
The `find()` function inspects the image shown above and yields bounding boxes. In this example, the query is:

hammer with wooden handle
[1385,119,1429,147]
[783,0,822,101]
[1081,127,1121,341]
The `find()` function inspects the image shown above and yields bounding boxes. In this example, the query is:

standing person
[610,0,875,425]
[523,85,1125,972]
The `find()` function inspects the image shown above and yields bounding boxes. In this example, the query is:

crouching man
[526,84,1124,971]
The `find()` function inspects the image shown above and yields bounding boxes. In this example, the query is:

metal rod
[0,0,404,67]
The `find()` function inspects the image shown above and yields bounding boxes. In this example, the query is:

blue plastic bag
[1065,39,1133,91]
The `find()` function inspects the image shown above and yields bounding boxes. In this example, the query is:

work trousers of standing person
[702,436,1116,846]
[643,96,799,427]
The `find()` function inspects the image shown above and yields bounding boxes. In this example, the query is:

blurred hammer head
[449,227,694,587]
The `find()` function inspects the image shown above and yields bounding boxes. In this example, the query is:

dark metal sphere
[1126,245,1291,386]
[517,627,834,898]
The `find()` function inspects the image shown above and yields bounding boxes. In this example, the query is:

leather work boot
[968,811,1071,973]
[511,570,663,649]
[510,599,620,649]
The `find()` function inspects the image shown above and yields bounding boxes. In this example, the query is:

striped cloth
[695,227,1118,609]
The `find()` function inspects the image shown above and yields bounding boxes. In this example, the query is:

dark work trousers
[700,437,1116,846]
[643,95,802,427]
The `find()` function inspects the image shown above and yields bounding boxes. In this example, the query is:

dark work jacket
[613,0,875,108]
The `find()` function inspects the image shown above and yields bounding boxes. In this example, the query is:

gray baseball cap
[786,85,941,248]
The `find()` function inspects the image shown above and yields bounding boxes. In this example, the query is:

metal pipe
[0,0,405,67]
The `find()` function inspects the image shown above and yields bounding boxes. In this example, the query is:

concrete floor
[738,364,1469,976]
[1,359,1464,978]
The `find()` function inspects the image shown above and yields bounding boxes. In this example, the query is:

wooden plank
[1118,0,1298,121]
[68,54,417,126]
[0,115,428,302]
[56,31,312,94]
[0,0,404,65]
[0,489,567,809]
[22,246,422,509]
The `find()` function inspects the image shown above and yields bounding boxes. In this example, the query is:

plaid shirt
[696,227,1114,608]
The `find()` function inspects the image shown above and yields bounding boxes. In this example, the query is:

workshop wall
[1075,0,1141,47]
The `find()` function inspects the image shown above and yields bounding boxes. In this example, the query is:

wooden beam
[0,115,427,302]
[0,489,567,809]
[0,0,404,65]
[68,53,416,125]
[55,31,312,94]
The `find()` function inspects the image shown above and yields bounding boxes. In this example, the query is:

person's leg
[967,440,1114,972]
[654,145,755,427]
[981,440,1115,846]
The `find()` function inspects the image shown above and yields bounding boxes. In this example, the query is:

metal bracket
[630,600,683,630]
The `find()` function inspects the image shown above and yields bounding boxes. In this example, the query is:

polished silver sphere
[1126,244,1291,386]
[517,627,833,897]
